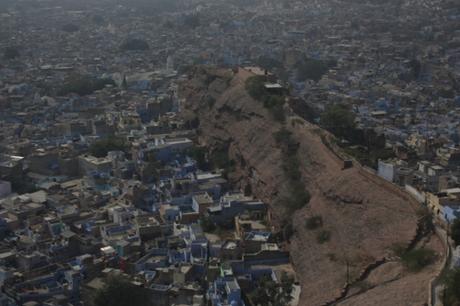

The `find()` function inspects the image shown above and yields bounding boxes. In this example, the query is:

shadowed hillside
[180,66,445,306]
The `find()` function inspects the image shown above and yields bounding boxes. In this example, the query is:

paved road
[290,284,301,306]
[431,225,452,306]
[434,283,445,306]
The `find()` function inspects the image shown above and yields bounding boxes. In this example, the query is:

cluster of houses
[0,56,297,306]
[1,0,459,304]
[0,118,298,306]
[377,154,460,225]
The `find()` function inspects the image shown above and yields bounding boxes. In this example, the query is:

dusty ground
[180,67,445,306]
[337,233,444,306]
[288,120,432,305]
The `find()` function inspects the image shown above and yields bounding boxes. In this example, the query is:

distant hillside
[180,66,446,306]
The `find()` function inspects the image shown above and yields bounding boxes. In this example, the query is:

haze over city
[0,1,460,306]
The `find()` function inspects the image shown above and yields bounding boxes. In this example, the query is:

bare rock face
[180,67,444,306]
[180,67,286,207]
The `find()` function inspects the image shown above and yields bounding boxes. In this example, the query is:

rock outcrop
[180,66,444,306]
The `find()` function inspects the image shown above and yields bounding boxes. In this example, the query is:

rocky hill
[179,66,445,306]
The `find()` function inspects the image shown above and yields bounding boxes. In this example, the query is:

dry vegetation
[180,67,445,306]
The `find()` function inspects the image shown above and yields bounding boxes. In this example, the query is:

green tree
[62,23,79,33]
[270,103,286,122]
[320,104,356,138]
[93,276,151,306]
[443,268,460,306]
[245,76,286,122]
[3,46,19,59]
[209,144,235,176]
[92,15,105,25]
[317,230,331,244]
[89,137,128,158]
[187,146,209,170]
[287,181,310,211]
[120,38,149,51]
[452,219,460,246]
[121,75,128,90]
[183,13,201,28]
[256,56,282,70]
[244,183,252,196]
[59,74,115,96]
[408,59,422,79]
[279,272,295,303]
[247,273,294,306]
[245,76,267,100]
[273,128,310,213]
[200,216,216,232]
[400,248,436,272]
[296,58,330,82]
[273,128,293,145]
[282,221,294,242]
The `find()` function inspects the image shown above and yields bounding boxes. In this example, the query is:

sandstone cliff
[180,66,445,306]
